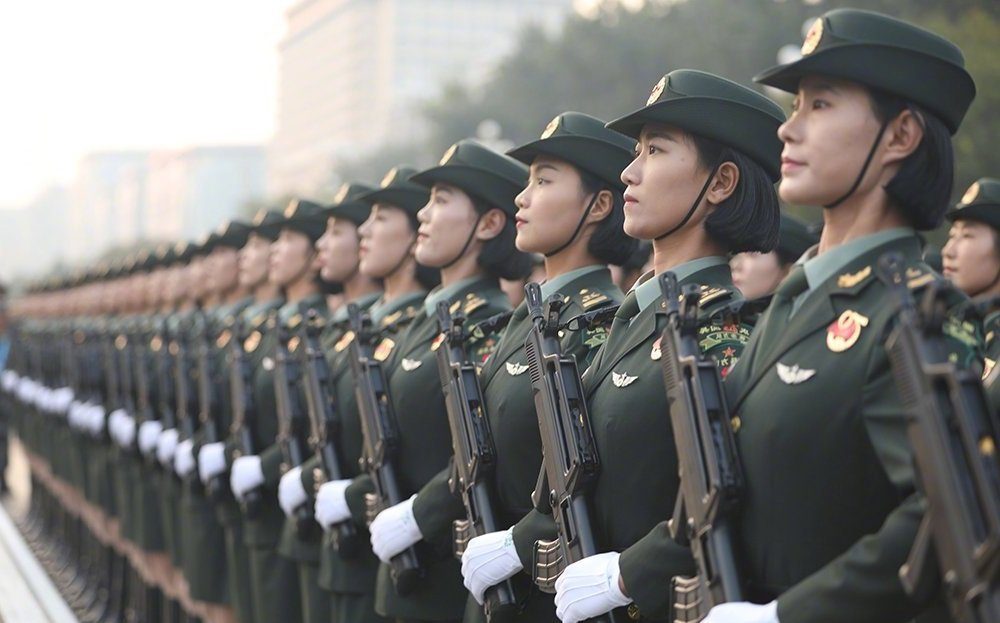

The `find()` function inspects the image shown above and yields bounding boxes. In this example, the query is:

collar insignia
[373,338,395,362]
[431,333,446,351]
[650,337,662,361]
[244,331,262,353]
[505,361,528,376]
[334,331,354,353]
[837,266,871,288]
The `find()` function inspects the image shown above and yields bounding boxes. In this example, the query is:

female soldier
[311,171,437,623]
[407,111,636,622]
[355,140,532,622]
[606,9,978,623]
[731,214,817,300]
[465,70,785,623]
[228,200,330,623]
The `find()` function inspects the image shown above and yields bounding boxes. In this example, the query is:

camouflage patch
[942,315,982,368]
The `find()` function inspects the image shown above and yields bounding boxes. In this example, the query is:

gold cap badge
[647,76,666,105]
[961,181,980,206]
[440,144,459,166]
[801,18,824,55]
[540,116,560,139]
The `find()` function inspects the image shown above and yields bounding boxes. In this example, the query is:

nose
[417,201,432,224]
[621,155,641,187]
[515,186,529,210]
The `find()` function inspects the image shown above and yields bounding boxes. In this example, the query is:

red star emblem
[723,346,736,358]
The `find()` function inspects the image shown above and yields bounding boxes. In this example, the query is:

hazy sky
[0,0,293,208]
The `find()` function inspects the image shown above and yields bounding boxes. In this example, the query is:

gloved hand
[50,387,74,414]
[230,455,264,501]
[156,428,180,467]
[198,442,227,484]
[314,479,352,529]
[108,409,127,445]
[554,552,631,623]
[703,601,779,623]
[369,495,423,563]
[37,386,53,412]
[138,420,163,456]
[174,439,196,477]
[278,466,308,517]
[87,404,106,436]
[1,370,18,392]
[461,528,523,605]
[67,400,85,429]
[117,414,136,448]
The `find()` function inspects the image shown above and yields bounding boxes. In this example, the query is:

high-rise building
[69,151,150,261]
[269,0,574,197]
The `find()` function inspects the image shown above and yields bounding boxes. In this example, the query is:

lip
[942,265,955,275]
[515,217,528,228]
[780,156,805,173]
[623,192,638,208]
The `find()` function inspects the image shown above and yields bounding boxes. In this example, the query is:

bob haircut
[400,206,442,290]
[471,196,534,281]
[868,89,954,231]
[576,168,639,266]
[690,134,780,254]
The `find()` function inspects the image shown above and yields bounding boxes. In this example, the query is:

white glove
[554,552,631,623]
[174,439,196,477]
[38,387,53,412]
[87,405,106,435]
[230,455,264,500]
[117,414,136,448]
[1,370,18,391]
[461,528,524,605]
[369,495,423,563]
[17,378,35,404]
[108,409,128,445]
[138,420,163,456]
[314,479,353,529]
[50,387,74,414]
[198,442,227,484]
[68,400,84,429]
[157,428,180,467]
[703,601,779,623]
[278,466,308,517]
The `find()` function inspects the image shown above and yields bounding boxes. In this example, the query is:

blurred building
[69,151,150,261]
[0,186,72,282]
[268,0,574,197]
[145,145,266,242]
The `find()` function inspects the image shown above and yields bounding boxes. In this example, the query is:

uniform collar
[331,291,382,323]
[372,290,425,326]
[423,275,482,316]
[801,227,914,291]
[632,255,730,313]
[539,264,604,300]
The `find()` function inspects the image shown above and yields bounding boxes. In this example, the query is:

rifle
[192,311,227,499]
[656,272,744,622]
[172,316,198,448]
[522,282,612,623]
[100,324,122,441]
[116,321,140,455]
[273,315,318,537]
[153,317,177,434]
[435,302,519,620]
[348,303,423,595]
[298,309,359,557]
[878,253,1000,623]
[229,314,265,518]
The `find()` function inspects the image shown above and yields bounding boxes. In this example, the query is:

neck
[818,190,907,254]
[253,279,281,303]
[224,284,249,304]
[543,242,600,281]
[652,226,726,275]
[382,259,423,302]
[284,273,319,304]
[440,252,483,288]
[342,271,381,302]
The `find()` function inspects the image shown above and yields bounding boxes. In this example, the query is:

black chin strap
[544,190,602,258]
[655,159,722,241]
[440,214,484,270]
[824,117,892,209]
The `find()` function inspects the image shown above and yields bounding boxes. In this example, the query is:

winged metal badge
[400,358,423,372]
[611,371,638,388]
[505,361,528,376]
[776,362,816,385]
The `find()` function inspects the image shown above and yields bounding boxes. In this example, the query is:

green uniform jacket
[513,262,751,622]
[625,234,980,622]
[982,310,1000,411]
[350,277,510,620]
[412,267,622,621]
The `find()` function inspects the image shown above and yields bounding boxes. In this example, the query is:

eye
[647,144,659,155]
[811,98,830,110]
[536,177,549,186]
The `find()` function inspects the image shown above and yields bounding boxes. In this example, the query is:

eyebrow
[532,163,559,174]
[803,81,841,96]
[643,130,677,142]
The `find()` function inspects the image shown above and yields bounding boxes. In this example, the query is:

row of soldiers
[2,7,1000,623]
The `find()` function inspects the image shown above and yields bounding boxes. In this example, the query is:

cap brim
[508,136,629,191]
[945,204,1000,226]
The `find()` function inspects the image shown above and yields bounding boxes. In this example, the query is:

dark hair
[577,169,639,266]
[472,197,534,281]
[690,135,780,254]
[867,90,953,231]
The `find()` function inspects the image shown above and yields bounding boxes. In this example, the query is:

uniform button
[627,603,641,620]
[279,462,289,474]
[730,416,742,433]
[233,450,242,459]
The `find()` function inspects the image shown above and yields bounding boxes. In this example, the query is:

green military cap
[776,214,819,264]
[250,208,285,241]
[174,240,196,263]
[362,167,429,217]
[326,182,376,225]
[280,198,327,242]
[155,243,178,267]
[946,178,1000,229]
[190,234,214,258]
[508,111,634,191]
[213,219,252,249]
[755,8,975,134]
[608,69,785,182]
[410,139,528,216]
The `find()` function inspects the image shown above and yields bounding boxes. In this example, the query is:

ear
[882,108,924,166]
[475,208,506,241]
[705,161,740,206]
[585,189,615,224]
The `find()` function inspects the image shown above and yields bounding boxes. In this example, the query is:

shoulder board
[334,330,355,353]
[464,292,488,315]
[381,310,403,328]
[836,265,873,289]
[698,286,734,308]
[905,266,936,291]
[579,287,612,310]
[373,338,395,362]
[250,313,267,329]
[287,313,303,329]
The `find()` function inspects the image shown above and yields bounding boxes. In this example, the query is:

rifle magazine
[532,538,564,594]
[364,492,385,526]
[670,575,706,623]
[453,519,473,559]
